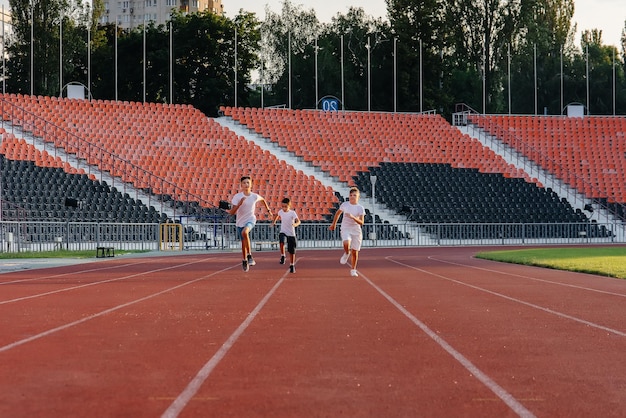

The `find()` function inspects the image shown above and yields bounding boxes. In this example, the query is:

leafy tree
[443,0,523,113]
[388,0,445,113]
[6,0,94,96]
[261,0,320,108]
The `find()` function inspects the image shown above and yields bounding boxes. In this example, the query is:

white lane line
[162,269,291,418]
[446,255,626,298]
[388,257,626,337]
[0,259,154,286]
[0,258,212,305]
[358,269,537,418]
[0,261,234,353]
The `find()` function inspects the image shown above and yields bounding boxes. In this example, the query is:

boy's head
[281,197,292,211]
[348,187,360,203]
[240,176,252,191]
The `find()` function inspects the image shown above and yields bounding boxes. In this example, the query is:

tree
[261,0,320,108]
[443,0,524,114]
[388,0,446,113]
[6,0,95,96]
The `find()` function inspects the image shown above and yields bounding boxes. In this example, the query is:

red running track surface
[1,246,625,417]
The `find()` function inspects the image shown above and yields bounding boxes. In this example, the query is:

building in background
[100,0,224,29]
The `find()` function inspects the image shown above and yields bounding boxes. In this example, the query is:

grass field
[476,246,626,279]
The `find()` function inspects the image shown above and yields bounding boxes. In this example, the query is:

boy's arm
[260,197,273,218]
[228,198,242,216]
[329,209,342,230]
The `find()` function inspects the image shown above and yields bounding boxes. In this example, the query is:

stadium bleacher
[1,94,622,234]
[0,94,338,222]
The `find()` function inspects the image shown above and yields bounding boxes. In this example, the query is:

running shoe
[340,252,350,264]
[350,269,358,277]
[280,255,286,265]
[242,260,249,272]
[247,254,256,266]
[289,264,295,273]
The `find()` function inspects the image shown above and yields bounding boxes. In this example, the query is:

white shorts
[341,228,363,251]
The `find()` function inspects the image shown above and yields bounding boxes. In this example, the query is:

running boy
[272,197,301,273]
[228,176,273,272]
[329,187,365,277]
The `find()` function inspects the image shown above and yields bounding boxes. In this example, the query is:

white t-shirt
[232,192,263,227]
[339,201,365,233]
[277,209,299,237]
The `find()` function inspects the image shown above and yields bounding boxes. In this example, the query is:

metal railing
[2,221,622,255]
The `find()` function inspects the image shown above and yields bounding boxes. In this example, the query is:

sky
[225,0,625,48]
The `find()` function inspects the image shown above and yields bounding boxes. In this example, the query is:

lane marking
[442,255,626,298]
[0,262,235,353]
[387,257,626,338]
[0,260,153,285]
[162,268,291,418]
[0,257,220,305]
[358,269,536,418]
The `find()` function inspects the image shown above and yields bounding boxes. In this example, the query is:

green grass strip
[476,247,626,279]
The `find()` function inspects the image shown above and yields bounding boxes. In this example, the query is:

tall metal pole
[234,28,237,108]
[115,21,118,101]
[393,37,397,113]
[507,43,511,114]
[30,1,34,95]
[612,48,616,116]
[534,44,537,115]
[59,13,62,96]
[341,34,344,110]
[560,45,563,114]
[586,44,589,115]
[143,17,146,103]
[314,36,318,109]
[234,28,237,107]
[482,45,486,114]
[367,36,371,112]
[2,5,6,94]
[87,12,91,99]
[419,39,423,112]
[288,31,292,109]
[287,31,291,109]
[169,22,173,104]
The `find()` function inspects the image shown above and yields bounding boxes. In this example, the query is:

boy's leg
[350,249,359,269]
[238,226,249,271]
[279,233,286,264]
[288,236,296,264]
[349,231,362,274]
[243,222,256,265]
[241,226,251,258]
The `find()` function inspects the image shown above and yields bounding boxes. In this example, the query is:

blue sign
[320,96,340,112]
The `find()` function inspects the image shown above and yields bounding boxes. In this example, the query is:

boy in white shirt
[329,187,365,277]
[228,176,273,272]
[272,197,301,273]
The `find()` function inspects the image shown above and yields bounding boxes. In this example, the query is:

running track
[1,247,625,417]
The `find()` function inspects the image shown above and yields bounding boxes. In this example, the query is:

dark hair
[282,197,291,204]
[240,176,251,182]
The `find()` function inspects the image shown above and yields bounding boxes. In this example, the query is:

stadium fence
[1,221,624,255]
